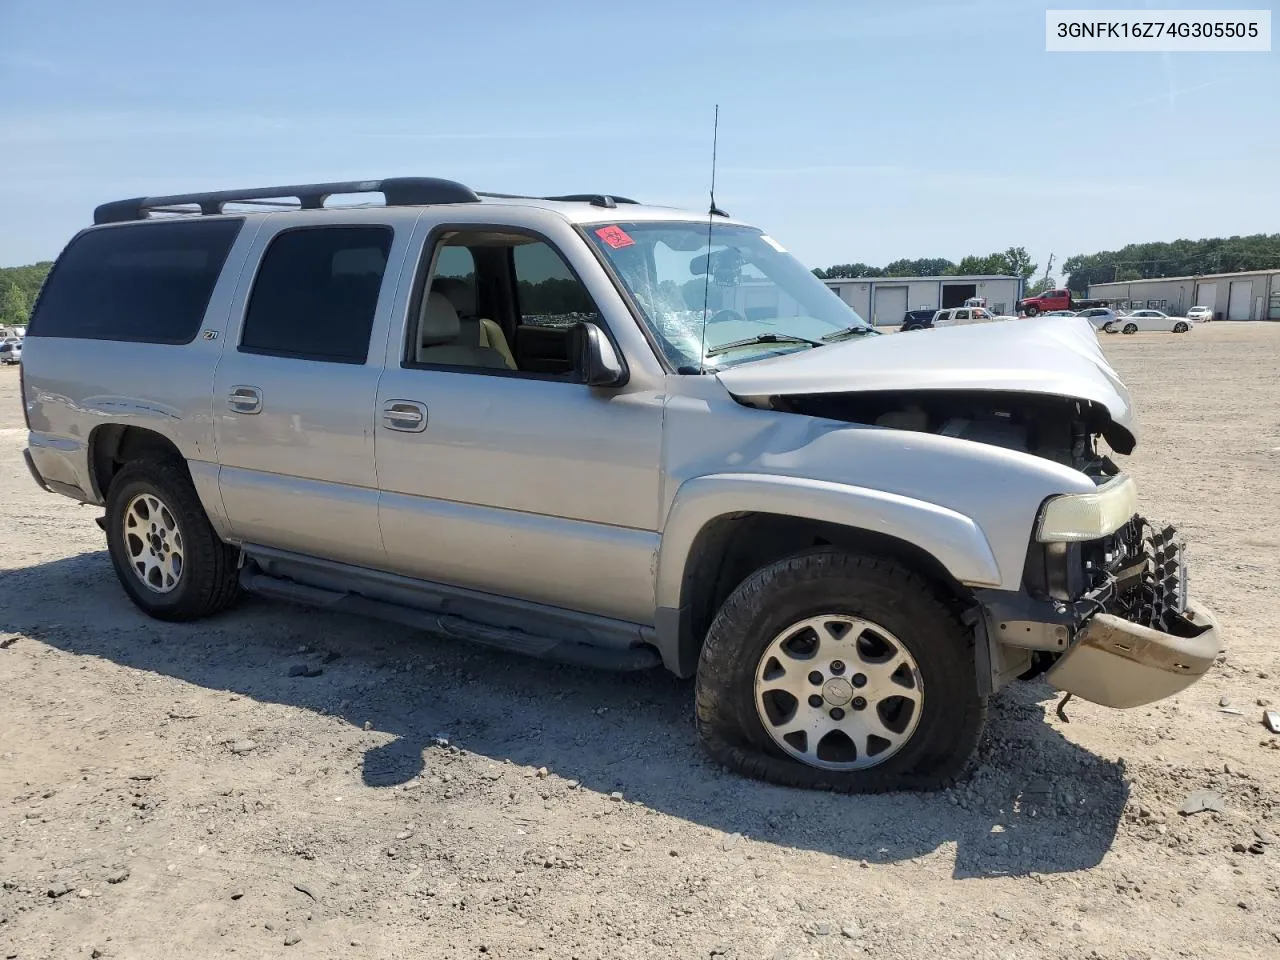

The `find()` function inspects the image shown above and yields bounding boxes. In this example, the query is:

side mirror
[573,323,627,387]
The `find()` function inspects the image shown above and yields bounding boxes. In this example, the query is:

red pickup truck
[1017,288,1073,316]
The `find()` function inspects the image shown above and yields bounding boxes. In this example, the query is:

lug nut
[851,673,868,688]
[808,671,824,686]
[830,707,845,720]
[851,697,867,711]
[830,660,845,674]
[808,694,823,708]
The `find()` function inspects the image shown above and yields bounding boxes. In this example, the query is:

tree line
[813,248,1038,282]
[814,234,1280,295]
[1061,233,1280,292]
[0,262,52,327]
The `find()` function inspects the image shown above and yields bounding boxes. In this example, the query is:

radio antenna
[697,104,720,374]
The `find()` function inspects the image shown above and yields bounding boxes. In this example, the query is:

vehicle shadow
[1,550,1129,879]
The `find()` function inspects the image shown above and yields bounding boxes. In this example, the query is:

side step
[238,569,660,672]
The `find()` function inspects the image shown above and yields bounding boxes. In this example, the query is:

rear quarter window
[28,218,244,344]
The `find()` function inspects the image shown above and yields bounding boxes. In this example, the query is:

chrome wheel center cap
[822,677,854,706]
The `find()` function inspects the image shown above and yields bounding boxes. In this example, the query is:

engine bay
[770,389,1126,476]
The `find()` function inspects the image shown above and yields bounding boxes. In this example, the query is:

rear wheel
[694,549,986,792]
[1173,321,1189,333]
[105,457,241,621]
[1123,322,1138,335]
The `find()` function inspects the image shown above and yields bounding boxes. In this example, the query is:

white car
[1105,309,1194,334]
[0,338,21,365]
[1187,306,1214,323]
[1042,310,1078,318]
[931,306,1015,328]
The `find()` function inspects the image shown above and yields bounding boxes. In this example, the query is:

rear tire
[104,457,241,622]
[694,549,986,793]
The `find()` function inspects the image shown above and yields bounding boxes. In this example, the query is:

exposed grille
[1086,516,1187,631]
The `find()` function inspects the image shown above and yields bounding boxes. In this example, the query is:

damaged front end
[766,387,1220,709]
[980,510,1222,708]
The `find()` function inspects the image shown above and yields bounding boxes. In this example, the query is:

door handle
[228,385,262,415]
[382,400,427,432]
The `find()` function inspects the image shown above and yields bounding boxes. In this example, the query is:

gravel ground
[2,323,1279,960]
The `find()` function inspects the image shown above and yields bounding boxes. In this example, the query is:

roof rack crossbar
[93,177,482,224]
[475,191,640,209]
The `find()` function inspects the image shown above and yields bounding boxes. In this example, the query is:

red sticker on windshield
[595,225,635,249]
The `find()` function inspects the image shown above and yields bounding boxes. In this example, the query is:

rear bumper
[23,447,52,493]
[1044,599,1221,708]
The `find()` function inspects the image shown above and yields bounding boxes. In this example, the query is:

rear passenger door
[212,213,413,568]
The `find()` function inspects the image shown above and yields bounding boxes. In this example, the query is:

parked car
[0,338,22,365]
[1076,307,1118,331]
[1042,310,1078,318]
[20,176,1221,793]
[1106,309,1196,334]
[900,309,938,331]
[1187,306,1214,323]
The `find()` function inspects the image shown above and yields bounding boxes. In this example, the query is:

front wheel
[1173,321,1189,333]
[694,549,986,793]
[105,457,242,621]
[1024,305,1040,317]
[1123,322,1138,335]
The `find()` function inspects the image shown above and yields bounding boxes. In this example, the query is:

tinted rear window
[239,226,392,364]
[29,218,243,343]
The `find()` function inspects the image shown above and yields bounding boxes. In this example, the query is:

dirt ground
[2,323,1278,960]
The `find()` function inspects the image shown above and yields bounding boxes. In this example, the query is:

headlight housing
[1036,475,1138,543]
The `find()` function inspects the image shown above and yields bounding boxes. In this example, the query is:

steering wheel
[705,308,747,325]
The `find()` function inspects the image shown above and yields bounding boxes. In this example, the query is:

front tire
[105,457,241,621]
[1123,322,1138,334]
[694,549,986,793]
[1025,305,1040,317]
[1173,321,1189,333]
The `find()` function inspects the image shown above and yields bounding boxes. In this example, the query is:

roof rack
[476,191,640,209]
[93,177,482,224]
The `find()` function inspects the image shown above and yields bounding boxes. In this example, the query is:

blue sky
[1,0,1277,280]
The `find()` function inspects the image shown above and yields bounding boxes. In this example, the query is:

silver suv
[20,177,1221,792]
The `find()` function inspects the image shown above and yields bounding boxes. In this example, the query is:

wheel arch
[653,474,1002,677]
[88,424,231,539]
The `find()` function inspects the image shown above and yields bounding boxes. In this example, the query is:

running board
[238,569,660,672]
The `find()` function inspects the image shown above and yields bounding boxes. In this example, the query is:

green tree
[1025,276,1056,296]
[0,282,29,325]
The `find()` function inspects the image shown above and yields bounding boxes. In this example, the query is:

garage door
[873,286,908,326]
[1195,282,1216,313]
[1227,280,1253,320]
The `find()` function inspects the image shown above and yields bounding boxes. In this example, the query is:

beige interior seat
[417,291,509,369]
[431,276,517,370]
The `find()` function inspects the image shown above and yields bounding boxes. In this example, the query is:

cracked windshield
[586,222,876,370]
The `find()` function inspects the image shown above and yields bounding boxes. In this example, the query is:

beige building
[1088,270,1280,321]
[822,275,1024,326]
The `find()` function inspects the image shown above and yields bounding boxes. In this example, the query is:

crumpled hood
[716,316,1138,450]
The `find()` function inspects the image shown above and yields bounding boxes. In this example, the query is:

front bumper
[1044,598,1220,708]
[981,515,1223,708]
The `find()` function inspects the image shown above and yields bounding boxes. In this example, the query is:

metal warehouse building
[1088,270,1280,321]
[823,275,1024,326]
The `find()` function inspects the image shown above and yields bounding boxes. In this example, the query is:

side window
[241,226,391,364]
[28,218,243,343]
[955,309,970,320]
[513,241,602,329]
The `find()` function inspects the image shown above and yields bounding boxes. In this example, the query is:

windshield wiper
[704,333,824,358]
[820,325,880,342]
